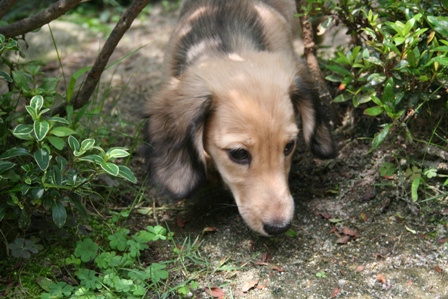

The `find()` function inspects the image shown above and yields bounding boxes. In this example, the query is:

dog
[143,0,337,236]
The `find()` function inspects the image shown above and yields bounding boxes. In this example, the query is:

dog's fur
[143,0,337,236]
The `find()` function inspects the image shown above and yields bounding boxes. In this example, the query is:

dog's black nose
[263,221,291,235]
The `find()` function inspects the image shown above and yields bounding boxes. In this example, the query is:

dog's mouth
[235,195,295,236]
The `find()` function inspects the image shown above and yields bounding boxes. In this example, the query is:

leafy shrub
[0,34,137,232]
[38,225,171,298]
[302,0,448,149]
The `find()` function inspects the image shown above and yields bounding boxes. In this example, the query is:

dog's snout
[263,221,291,235]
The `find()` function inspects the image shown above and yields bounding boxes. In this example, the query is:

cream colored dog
[143,0,337,236]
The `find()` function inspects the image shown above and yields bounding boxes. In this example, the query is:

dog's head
[144,52,337,236]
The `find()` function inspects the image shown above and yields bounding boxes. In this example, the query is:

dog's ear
[143,75,213,199]
[291,71,338,160]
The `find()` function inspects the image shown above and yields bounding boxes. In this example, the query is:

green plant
[38,225,170,298]
[1,94,137,230]
[316,270,327,278]
[0,35,137,233]
[302,0,448,150]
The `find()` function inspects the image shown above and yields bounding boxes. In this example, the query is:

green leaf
[47,116,70,124]
[34,120,50,141]
[371,96,383,106]
[67,66,92,102]
[12,70,32,93]
[382,79,395,113]
[364,56,383,66]
[45,281,74,297]
[411,178,420,202]
[379,162,396,177]
[74,238,98,262]
[106,147,129,159]
[49,126,77,137]
[147,225,167,240]
[13,124,34,140]
[403,18,415,36]
[364,106,384,116]
[39,77,60,95]
[0,161,14,174]
[9,237,42,259]
[34,148,51,171]
[0,147,30,159]
[100,161,119,176]
[148,263,168,283]
[431,46,448,52]
[56,156,67,171]
[427,16,448,36]
[117,165,137,183]
[36,277,53,293]
[25,105,39,120]
[75,269,101,290]
[284,229,298,237]
[326,65,353,76]
[30,95,44,111]
[78,154,103,164]
[432,56,448,66]
[0,70,12,82]
[40,109,51,115]
[333,93,350,103]
[384,42,400,55]
[393,37,406,46]
[47,136,65,150]
[68,135,80,152]
[52,201,67,228]
[372,124,393,151]
[108,231,129,251]
[52,166,62,185]
[81,138,95,151]
[424,168,438,179]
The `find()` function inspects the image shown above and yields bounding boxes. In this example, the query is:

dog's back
[165,0,296,78]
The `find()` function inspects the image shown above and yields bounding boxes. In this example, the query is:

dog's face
[144,52,337,236]
[204,87,298,236]
[202,54,298,235]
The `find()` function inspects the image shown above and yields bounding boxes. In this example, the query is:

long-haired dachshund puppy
[143,0,338,236]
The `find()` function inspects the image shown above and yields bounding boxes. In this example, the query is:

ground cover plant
[0,0,447,298]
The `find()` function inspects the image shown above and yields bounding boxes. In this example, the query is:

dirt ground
[23,3,448,298]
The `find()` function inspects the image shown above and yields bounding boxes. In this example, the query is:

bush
[302,0,448,149]
[0,34,136,232]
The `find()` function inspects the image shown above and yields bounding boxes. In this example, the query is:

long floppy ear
[291,70,338,160]
[143,74,212,199]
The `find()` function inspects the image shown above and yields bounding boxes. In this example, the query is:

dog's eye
[228,148,251,165]
[284,140,296,156]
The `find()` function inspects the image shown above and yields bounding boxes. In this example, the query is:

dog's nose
[263,221,291,235]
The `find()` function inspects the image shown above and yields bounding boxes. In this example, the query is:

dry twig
[0,0,82,38]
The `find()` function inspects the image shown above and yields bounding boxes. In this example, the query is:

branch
[295,0,340,125]
[51,0,151,116]
[0,0,83,39]
[0,0,18,19]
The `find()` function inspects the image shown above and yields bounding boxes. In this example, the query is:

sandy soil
[22,3,448,298]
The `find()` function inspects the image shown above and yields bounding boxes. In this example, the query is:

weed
[316,270,327,279]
